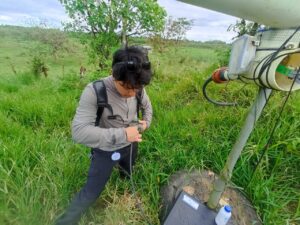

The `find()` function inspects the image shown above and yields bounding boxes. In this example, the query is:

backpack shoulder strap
[93,80,107,105]
[136,89,143,118]
[92,80,114,126]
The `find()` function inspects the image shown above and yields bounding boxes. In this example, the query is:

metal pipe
[207,87,272,209]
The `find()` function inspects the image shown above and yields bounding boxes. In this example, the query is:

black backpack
[92,80,142,126]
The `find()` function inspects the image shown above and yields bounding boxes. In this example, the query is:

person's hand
[138,120,147,133]
[125,126,142,142]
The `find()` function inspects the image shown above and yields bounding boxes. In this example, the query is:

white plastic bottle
[215,205,232,225]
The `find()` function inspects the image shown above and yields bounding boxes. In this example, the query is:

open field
[0,26,299,225]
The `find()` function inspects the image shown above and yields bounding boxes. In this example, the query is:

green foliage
[0,25,33,40]
[0,24,72,60]
[215,46,231,67]
[116,0,167,45]
[59,0,166,67]
[0,25,90,80]
[29,27,71,59]
[31,56,48,77]
[228,19,260,39]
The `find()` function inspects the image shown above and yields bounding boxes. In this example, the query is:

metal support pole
[207,88,272,209]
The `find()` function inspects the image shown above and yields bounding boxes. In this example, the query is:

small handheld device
[129,120,144,133]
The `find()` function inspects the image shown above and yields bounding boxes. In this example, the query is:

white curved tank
[179,0,300,28]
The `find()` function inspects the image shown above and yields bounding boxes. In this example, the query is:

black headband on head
[114,61,151,71]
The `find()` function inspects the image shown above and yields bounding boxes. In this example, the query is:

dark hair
[112,46,152,89]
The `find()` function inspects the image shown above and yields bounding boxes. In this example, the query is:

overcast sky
[0,0,238,42]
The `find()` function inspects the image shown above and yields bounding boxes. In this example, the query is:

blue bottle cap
[224,205,232,213]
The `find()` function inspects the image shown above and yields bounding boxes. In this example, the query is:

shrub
[31,56,48,77]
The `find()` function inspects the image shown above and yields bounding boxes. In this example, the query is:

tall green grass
[0,26,299,225]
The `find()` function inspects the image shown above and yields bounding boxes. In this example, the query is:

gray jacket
[72,75,152,151]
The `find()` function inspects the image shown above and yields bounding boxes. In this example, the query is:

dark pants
[56,143,138,225]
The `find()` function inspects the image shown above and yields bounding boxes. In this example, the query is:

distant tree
[21,18,74,61]
[150,16,193,52]
[162,16,193,42]
[59,0,166,68]
[30,27,70,59]
[228,19,260,39]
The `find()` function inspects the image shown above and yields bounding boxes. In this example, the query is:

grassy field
[0,25,299,225]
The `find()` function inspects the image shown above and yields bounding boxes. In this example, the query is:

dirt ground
[160,169,262,225]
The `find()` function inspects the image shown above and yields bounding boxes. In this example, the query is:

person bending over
[56,46,153,225]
